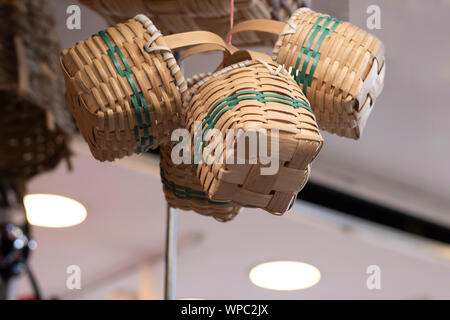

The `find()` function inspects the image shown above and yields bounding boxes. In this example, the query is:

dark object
[299,182,450,244]
[0,0,73,181]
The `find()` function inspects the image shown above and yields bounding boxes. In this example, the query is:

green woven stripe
[290,16,342,94]
[96,30,153,153]
[193,90,312,169]
[160,168,230,204]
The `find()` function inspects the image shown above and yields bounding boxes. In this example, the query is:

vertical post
[5,279,17,300]
[164,204,178,300]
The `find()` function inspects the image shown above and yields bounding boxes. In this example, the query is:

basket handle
[164,31,235,55]
[178,43,239,64]
[228,19,286,39]
[13,36,30,96]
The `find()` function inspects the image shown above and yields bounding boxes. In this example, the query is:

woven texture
[160,143,241,222]
[79,0,310,45]
[273,8,385,139]
[0,0,74,132]
[61,15,189,161]
[0,103,70,181]
[184,57,322,214]
[0,0,72,181]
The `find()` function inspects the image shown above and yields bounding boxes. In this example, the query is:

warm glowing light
[24,194,87,228]
[249,261,321,291]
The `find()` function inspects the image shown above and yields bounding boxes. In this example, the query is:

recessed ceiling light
[249,261,321,291]
[24,194,87,228]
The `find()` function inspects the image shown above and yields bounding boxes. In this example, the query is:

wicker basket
[160,143,241,222]
[79,0,310,45]
[184,53,322,214]
[231,8,386,139]
[61,14,233,161]
[0,0,72,181]
[0,104,70,181]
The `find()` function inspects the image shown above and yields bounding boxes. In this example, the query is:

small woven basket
[0,0,72,181]
[231,8,386,139]
[160,143,241,222]
[61,14,231,161]
[79,0,310,45]
[184,54,322,214]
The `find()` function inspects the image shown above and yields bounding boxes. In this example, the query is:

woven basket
[184,53,322,214]
[79,0,310,45]
[0,0,72,181]
[0,0,74,132]
[160,143,241,222]
[0,105,70,181]
[231,8,386,139]
[61,14,233,161]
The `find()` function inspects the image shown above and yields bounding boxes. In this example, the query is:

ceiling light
[24,194,87,228]
[249,261,321,291]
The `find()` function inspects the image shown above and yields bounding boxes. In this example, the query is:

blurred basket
[61,14,233,161]
[79,0,311,45]
[231,8,386,139]
[0,104,70,181]
[0,0,72,181]
[184,53,322,214]
[160,143,241,222]
[0,0,74,132]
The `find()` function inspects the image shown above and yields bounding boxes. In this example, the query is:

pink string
[226,0,235,45]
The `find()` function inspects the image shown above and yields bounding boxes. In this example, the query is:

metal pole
[0,278,17,300]
[5,278,17,300]
[164,204,178,300]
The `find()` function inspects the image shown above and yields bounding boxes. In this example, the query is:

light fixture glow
[24,194,87,228]
[249,261,321,291]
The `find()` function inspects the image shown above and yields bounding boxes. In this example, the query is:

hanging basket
[0,0,72,181]
[160,143,241,222]
[0,105,70,181]
[184,53,322,214]
[61,14,233,161]
[0,0,74,132]
[79,0,310,45]
[231,8,386,139]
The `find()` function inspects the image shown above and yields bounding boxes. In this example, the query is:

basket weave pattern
[0,104,69,180]
[273,9,385,138]
[160,143,241,222]
[184,58,322,213]
[61,16,188,161]
[0,0,72,181]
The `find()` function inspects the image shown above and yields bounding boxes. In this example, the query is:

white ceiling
[11,0,450,299]
[15,140,450,299]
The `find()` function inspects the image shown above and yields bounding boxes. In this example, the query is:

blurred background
[1,0,449,299]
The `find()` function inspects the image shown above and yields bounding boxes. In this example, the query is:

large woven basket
[79,0,310,45]
[61,14,233,161]
[160,143,241,222]
[0,0,72,181]
[231,8,386,139]
[184,53,322,214]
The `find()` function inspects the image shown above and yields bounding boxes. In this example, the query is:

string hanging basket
[79,0,311,45]
[231,8,386,139]
[160,143,241,222]
[184,52,322,214]
[61,14,233,161]
[0,0,72,181]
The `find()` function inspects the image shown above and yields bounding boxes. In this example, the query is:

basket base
[198,134,320,214]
